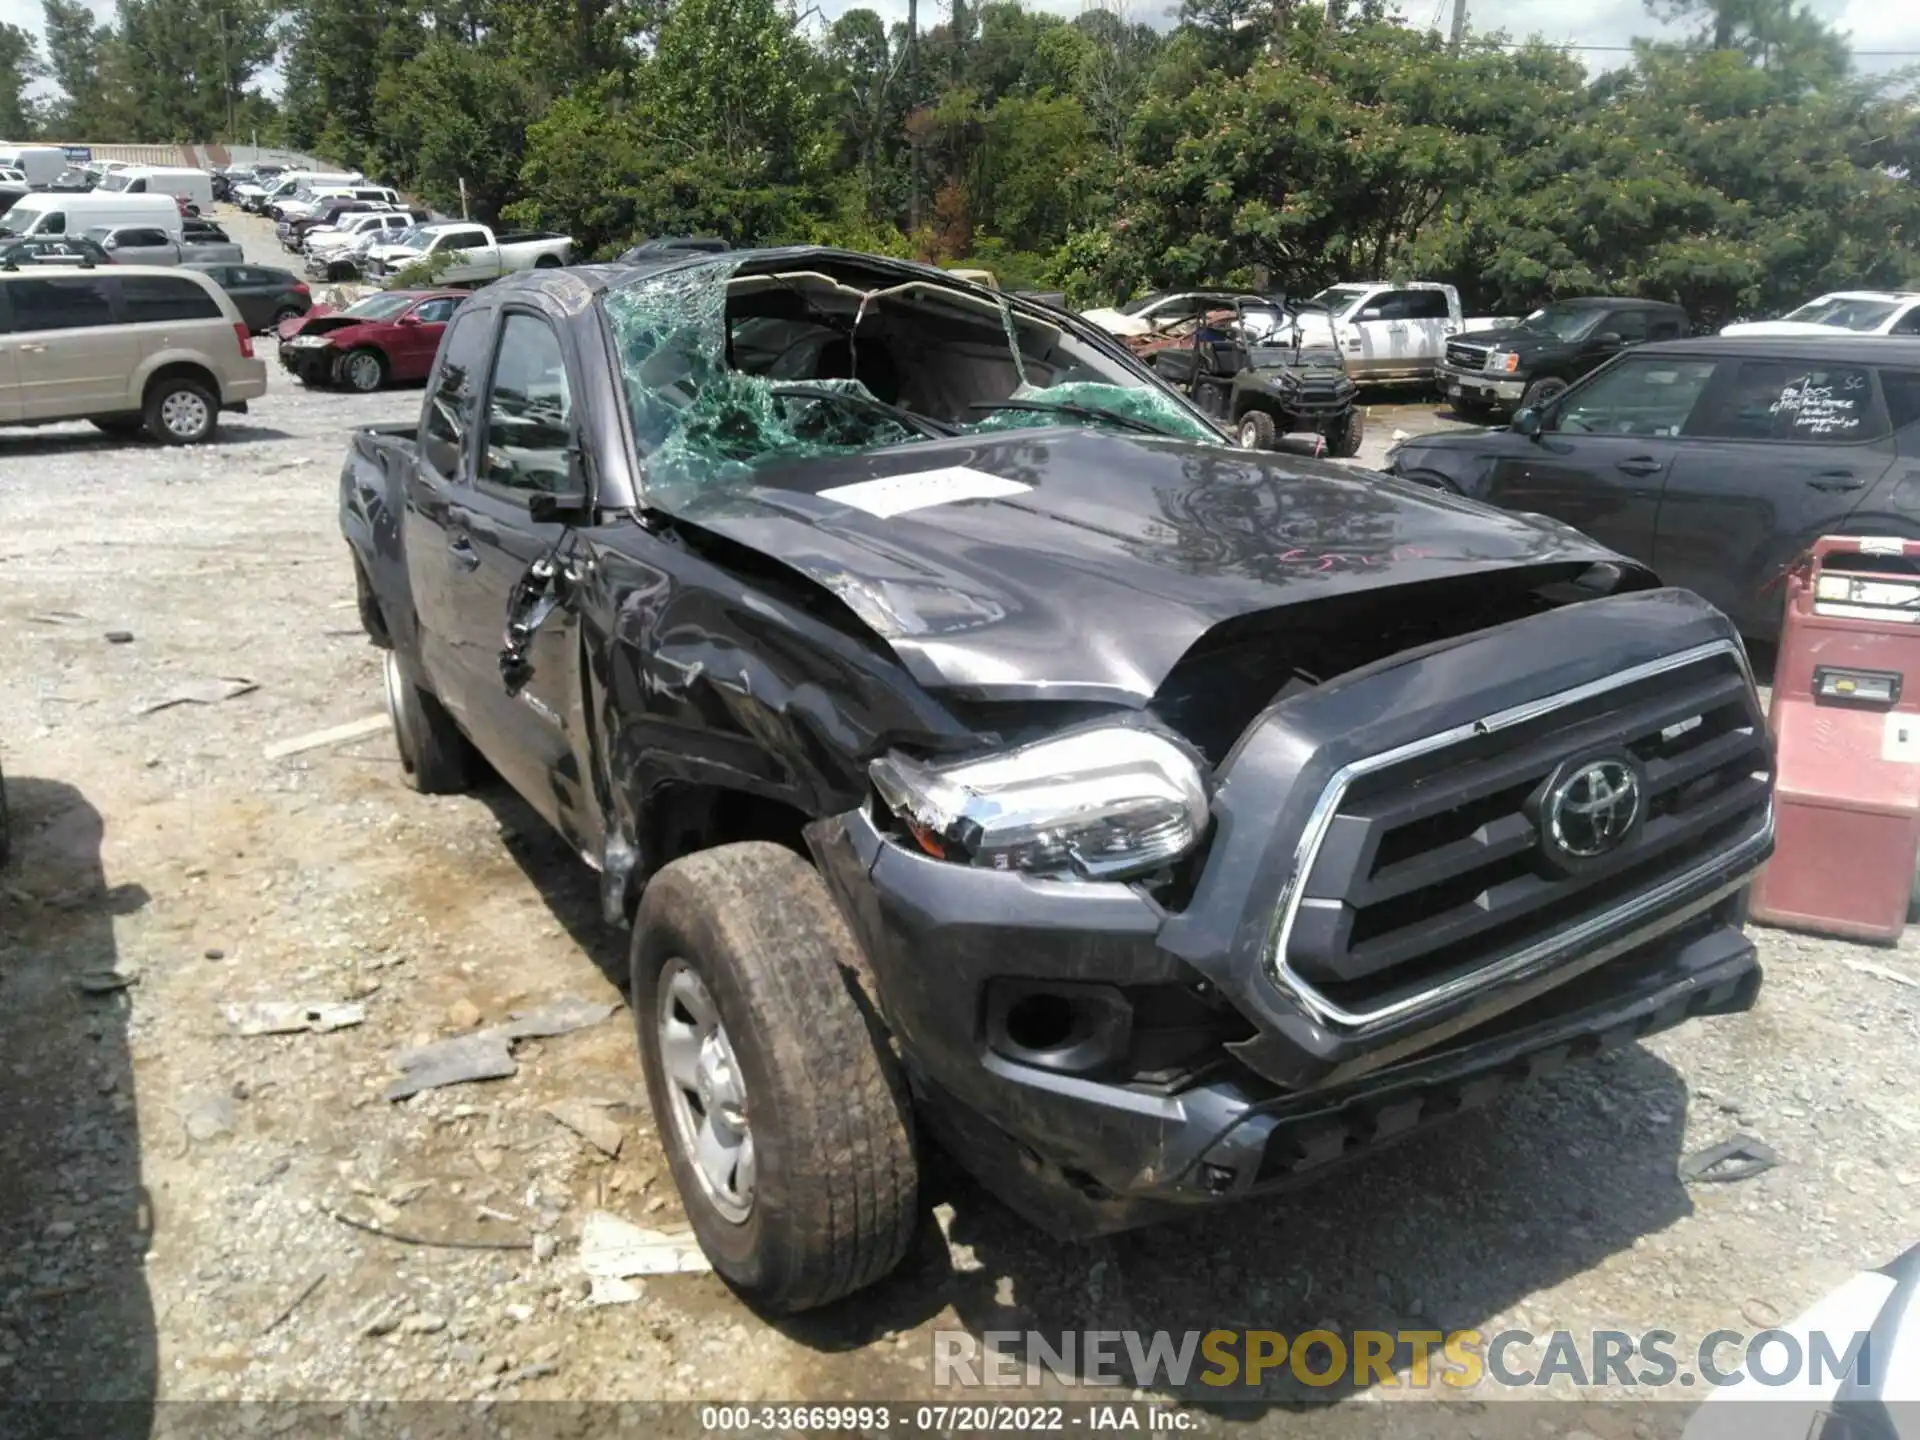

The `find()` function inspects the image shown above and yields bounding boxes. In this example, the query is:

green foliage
[0,22,40,139]
[21,0,1916,336]
[386,246,464,288]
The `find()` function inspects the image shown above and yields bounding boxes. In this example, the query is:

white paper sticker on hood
[816,467,1032,519]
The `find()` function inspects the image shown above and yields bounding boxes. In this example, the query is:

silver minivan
[0,265,268,443]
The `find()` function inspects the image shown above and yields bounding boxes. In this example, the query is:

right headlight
[869,725,1210,881]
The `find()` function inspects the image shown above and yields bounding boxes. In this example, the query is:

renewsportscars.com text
[933,1327,1873,1392]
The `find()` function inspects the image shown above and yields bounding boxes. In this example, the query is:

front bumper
[278,340,338,383]
[1437,361,1525,409]
[809,592,1773,1236]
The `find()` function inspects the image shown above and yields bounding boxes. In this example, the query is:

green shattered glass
[602,257,1220,499]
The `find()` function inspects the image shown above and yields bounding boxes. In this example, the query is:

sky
[2,0,1917,96]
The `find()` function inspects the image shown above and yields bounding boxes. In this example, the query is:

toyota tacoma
[339,248,1775,1315]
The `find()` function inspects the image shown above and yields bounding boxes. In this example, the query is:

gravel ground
[0,212,1915,1431]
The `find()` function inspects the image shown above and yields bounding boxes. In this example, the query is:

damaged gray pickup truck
[340,247,1776,1315]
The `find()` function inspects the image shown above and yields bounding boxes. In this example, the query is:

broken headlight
[869,727,1210,881]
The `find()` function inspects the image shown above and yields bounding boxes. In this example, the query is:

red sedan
[276,289,469,393]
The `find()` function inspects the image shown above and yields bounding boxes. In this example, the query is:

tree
[114,0,278,141]
[40,0,106,135]
[374,37,535,219]
[0,22,41,140]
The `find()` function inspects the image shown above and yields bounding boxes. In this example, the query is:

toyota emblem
[1542,757,1643,861]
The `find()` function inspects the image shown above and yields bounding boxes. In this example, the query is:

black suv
[1389,334,1920,639]
[1437,297,1691,420]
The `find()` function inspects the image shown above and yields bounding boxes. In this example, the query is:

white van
[0,192,183,240]
[100,166,216,210]
[256,171,362,215]
[0,146,69,187]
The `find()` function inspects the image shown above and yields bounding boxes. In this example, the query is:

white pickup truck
[1293,281,1514,385]
[362,222,573,286]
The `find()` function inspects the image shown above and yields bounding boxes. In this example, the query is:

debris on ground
[181,1092,239,1143]
[262,714,390,761]
[385,1030,516,1100]
[385,997,619,1100]
[224,1000,367,1036]
[543,1099,625,1157]
[104,630,135,645]
[578,1210,711,1292]
[502,997,619,1039]
[1679,1134,1780,1183]
[134,676,259,716]
[1844,958,1920,989]
[74,969,138,995]
[324,1202,534,1252]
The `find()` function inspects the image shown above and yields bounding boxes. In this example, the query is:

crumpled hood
[661,429,1630,702]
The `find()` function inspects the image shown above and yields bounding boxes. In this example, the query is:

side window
[122,228,169,247]
[40,211,64,234]
[1890,309,1920,339]
[480,312,574,496]
[422,310,491,478]
[1882,371,1920,432]
[126,177,147,192]
[438,229,487,251]
[8,276,115,331]
[1555,356,1719,438]
[411,297,461,324]
[1606,310,1649,344]
[1647,312,1687,342]
[1689,360,1887,444]
[1400,290,1453,321]
[1364,291,1409,320]
[118,276,222,323]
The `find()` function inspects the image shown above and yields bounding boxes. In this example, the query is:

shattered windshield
[603,256,1224,500]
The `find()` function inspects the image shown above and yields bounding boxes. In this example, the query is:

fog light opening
[1002,993,1077,1053]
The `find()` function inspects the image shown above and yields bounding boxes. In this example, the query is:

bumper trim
[1262,638,1766,1033]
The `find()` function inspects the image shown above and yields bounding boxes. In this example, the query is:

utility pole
[1448,0,1467,50]
[217,8,235,139]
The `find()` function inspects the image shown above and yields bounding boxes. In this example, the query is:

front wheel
[1326,405,1366,459]
[339,348,387,394]
[1237,410,1278,451]
[271,306,302,329]
[633,843,918,1315]
[144,377,218,445]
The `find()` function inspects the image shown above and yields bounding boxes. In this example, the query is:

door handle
[447,534,482,571]
[1807,471,1865,493]
[1616,456,1665,477]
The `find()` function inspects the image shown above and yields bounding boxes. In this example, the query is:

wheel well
[632,785,813,913]
[352,557,392,648]
[1398,467,1461,494]
[143,362,219,405]
[533,254,561,268]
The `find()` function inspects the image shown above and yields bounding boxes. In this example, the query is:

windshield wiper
[968,398,1175,437]
[768,383,955,440]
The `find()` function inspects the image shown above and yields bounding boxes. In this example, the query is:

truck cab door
[403,306,492,716]
[448,306,596,848]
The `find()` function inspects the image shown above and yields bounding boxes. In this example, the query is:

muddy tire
[633,843,918,1315]
[1522,377,1569,412]
[382,650,474,794]
[1237,409,1278,451]
[144,376,218,445]
[1327,405,1366,458]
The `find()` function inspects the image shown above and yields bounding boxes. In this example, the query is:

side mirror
[1358,307,1384,322]
[1512,407,1544,439]
[1595,332,1625,349]
[396,313,420,325]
